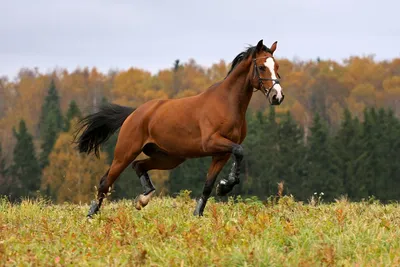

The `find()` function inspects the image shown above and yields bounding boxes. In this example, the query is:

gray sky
[1,0,399,79]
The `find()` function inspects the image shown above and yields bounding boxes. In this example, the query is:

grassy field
[1,192,400,266]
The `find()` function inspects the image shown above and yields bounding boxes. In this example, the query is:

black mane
[226,44,271,77]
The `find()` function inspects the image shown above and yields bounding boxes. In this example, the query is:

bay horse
[75,39,284,218]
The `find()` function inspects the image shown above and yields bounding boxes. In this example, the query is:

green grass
[1,193,400,266]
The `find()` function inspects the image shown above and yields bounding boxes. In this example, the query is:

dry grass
[1,193,400,266]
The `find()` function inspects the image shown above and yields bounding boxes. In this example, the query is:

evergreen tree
[169,157,213,197]
[333,109,367,200]
[0,142,9,196]
[360,107,381,199]
[241,107,279,199]
[370,108,400,201]
[381,108,400,201]
[11,120,41,199]
[64,100,82,131]
[276,111,306,198]
[303,113,343,201]
[39,79,64,168]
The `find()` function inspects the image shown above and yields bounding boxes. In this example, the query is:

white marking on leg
[264,57,283,100]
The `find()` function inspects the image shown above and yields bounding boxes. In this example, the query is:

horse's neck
[222,60,253,116]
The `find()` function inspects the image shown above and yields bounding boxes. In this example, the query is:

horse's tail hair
[74,103,135,158]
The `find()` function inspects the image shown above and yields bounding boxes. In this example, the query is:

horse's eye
[258,66,266,71]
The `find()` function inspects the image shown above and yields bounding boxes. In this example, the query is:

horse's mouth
[268,93,284,105]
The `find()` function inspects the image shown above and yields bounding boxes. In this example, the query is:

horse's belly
[147,116,206,157]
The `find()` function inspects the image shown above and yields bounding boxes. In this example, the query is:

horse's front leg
[216,145,243,196]
[201,134,244,198]
[194,154,230,216]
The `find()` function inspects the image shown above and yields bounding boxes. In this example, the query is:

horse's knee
[232,144,244,160]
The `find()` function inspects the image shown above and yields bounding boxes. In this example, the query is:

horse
[75,39,284,218]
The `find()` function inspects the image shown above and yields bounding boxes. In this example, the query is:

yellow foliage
[383,76,400,95]
[175,89,199,98]
[41,120,109,204]
[349,83,376,107]
[112,68,167,107]
[290,101,308,124]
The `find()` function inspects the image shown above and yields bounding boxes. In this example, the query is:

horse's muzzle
[269,90,285,105]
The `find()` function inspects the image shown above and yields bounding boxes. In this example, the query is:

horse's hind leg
[88,157,134,218]
[132,147,185,210]
[87,140,142,218]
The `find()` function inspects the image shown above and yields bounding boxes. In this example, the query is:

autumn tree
[111,68,167,107]
[172,59,183,96]
[41,119,109,204]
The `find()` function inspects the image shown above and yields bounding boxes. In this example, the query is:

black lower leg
[87,170,109,218]
[193,197,207,216]
[194,179,214,216]
[216,145,243,196]
[88,198,103,218]
[139,172,156,195]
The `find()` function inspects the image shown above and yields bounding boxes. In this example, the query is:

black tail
[74,103,135,157]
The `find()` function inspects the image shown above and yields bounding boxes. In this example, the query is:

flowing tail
[74,103,135,157]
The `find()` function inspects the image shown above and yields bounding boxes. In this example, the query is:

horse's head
[250,39,284,105]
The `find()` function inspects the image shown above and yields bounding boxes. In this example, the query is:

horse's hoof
[86,215,94,223]
[193,198,205,216]
[193,210,203,216]
[135,191,154,210]
[216,180,232,196]
[87,200,100,218]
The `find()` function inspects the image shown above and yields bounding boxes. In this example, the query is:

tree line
[0,77,399,203]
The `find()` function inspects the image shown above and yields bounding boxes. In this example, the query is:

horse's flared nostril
[269,90,281,105]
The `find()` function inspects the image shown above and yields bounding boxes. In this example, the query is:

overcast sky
[1,0,399,79]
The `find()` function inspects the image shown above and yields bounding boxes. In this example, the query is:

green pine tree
[64,100,82,131]
[382,108,400,201]
[39,79,64,168]
[360,107,381,199]
[304,113,343,201]
[0,142,9,196]
[11,120,41,199]
[366,107,400,201]
[276,111,306,198]
[241,107,279,199]
[168,157,213,197]
[333,109,367,200]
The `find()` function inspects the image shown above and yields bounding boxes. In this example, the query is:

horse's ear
[256,39,264,52]
[270,41,278,54]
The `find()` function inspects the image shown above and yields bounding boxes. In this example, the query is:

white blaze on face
[264,57,283,100]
